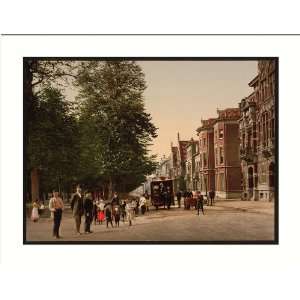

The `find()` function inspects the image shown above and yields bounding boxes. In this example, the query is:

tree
[24,59,78,201]
[27,87,80,197]
[76,61,158,198]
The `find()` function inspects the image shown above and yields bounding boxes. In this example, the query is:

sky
[64,60,258,161]
[137,61,258,160]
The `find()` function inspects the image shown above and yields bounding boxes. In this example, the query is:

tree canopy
[25,59,158,199]
[76,61,158,196]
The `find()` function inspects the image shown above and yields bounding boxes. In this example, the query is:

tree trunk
[108,176,113,200]
[31,168,40,202]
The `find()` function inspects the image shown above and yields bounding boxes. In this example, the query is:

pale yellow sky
[138,61,257,160]
[64,60,257,161]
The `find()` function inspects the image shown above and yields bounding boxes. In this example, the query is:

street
[26,200,275,242]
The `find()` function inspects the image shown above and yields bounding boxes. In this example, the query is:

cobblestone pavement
[26,200,275,242]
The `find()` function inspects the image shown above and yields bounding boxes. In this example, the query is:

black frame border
[23,56,279,245]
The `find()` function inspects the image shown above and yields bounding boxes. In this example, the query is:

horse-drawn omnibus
[150,178,174,209]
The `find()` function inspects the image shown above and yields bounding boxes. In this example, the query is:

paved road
[26,200,275,242]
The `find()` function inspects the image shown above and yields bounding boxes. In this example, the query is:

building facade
[156,155,172,178]
[214,108,242,199]
[185,139,198,191]
[197,118,216,196]
[239,60,276,201]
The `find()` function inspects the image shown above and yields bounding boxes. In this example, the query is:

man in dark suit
[71,186,84,235]
[83,191,94,234]
[209,190,216,206]
[197,192,204,215]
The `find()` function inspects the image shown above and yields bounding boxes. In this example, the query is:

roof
[216,108,240,121]
[196,118,217,132]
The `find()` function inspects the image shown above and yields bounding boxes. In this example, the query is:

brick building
[196,118,216,196]
[169,133,190,192]
[239,60,276,201]
[214,108,241,199]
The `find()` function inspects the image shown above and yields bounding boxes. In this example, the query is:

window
[203,138,206,146]
[215,148,218,165]
[219,147,224,164]
[219,129,224,139]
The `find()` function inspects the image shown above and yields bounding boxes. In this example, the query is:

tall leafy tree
[24,59,78,201]
[76,61,158,198]
[28,87,80,196]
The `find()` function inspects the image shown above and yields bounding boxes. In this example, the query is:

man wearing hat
[71,185,84,235]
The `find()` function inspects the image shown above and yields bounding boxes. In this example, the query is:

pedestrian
[166,187,172,209]
[98,198,105,225]
[120,199,127,222]
[105,203,114,228]
[145,191,151,211]
[196,192,204,215]
[176,190,182,208]
[49,191,64,239]
[31,199,40,222]
[71,185,84,235]
[130,198,137,216]
[84,191,94,234]
[126,200,134,226]
[114,205,121,227]
[209,190,215,206]
[140,194,147,215]
[112,192,120,206]
[93,198,99,225]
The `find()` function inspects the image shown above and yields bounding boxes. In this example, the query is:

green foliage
[27,87,80,192]
[25,59,158,196]
[76,61,158,193]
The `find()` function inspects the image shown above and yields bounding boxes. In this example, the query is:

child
[31,199,40,222]
[98,198,105,224]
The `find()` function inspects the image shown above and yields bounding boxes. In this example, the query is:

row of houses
[155,60,276,201]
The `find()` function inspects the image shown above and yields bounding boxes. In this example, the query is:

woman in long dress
[31,200,40,222]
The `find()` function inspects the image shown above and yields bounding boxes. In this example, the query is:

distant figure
[135,198,140,215]
[140,195,147,215]
[114,206,121,227]
[120,199,127,222]
[209,190,215,206]
[144,191,150,211]
[71,186,84,235]
[83,192,93,234]
[98,198,105,224]
[166,187,172,209]
[176,190,182,208]
[31,199,40,222]
[125,200,134,226]
[196,192,204,215]
[49,191,64,238]
[93,199,99,225]
[111,192,120,206]
[105,204,114,228]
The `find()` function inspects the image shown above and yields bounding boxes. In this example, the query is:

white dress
[31,207,39,221]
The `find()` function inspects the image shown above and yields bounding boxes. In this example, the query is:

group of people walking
[35,186,149,239]
[30,185,216,239]
[175,189,216,215]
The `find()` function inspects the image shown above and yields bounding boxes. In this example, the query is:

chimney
[177,132,180,141]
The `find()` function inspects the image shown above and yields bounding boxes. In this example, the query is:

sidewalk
[213,200,275,216]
